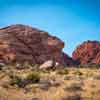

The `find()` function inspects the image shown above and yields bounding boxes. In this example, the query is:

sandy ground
[0,68,100,100]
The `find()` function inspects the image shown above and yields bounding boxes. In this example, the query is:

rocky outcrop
[39,60,59,70]
[72,40,100,64]
[0,24,74,65]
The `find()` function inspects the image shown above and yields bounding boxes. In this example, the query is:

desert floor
[0,65,100,100]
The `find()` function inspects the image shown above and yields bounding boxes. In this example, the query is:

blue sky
[0,0,100,56]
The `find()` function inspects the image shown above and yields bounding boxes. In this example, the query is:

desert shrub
[64,76,71,80]
[9,71,41,88]
[0,63,5,70]
[78,64,84,68]
[27,72,40,83]
[10,75,29,88]
[41,70,51,74]
[92,64,100,69]
[31,64,39,68]
[79,63,100,69]
[15,62,31,70]
[10,76,23,87]
[30,64,40,71]
[86,71,93,77]
[74,69,83,76]
[62,94,81,100]
[39,82,51,91]
[93,75,100,80]
[39,80,51,91]
[56,69,69,75]
[64,83,82,92]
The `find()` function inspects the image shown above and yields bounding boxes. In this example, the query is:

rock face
[0,24,74,65]
[72,40,100,64]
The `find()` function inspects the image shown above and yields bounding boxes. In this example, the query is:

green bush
[56,69,69,75]
[27,72,40,83]
[78,64,84,68]
[31,64,39,67]
[9,71,41,88]
[10,76,23,87]
[74,70,83,76]
[92,64,100,69]
[10,75,30,88]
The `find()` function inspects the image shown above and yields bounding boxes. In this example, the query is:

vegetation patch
[64,83,83,92]
[62,94,81,100]
[56,69,69,75]
[26,72,40,83]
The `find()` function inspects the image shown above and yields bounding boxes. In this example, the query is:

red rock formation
[93,52,100,64]
[0,24,74,65]
[72,40,100,64]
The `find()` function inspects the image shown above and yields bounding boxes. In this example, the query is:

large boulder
[0,24,74,65]
[39,60,59,70]
[72,40,100,64]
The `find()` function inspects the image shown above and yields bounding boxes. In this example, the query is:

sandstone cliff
[0,24,74,65]
[72,40,100,64]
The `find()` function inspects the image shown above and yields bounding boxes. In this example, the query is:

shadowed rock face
[0,24,74,65]
[72,40,100,64]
